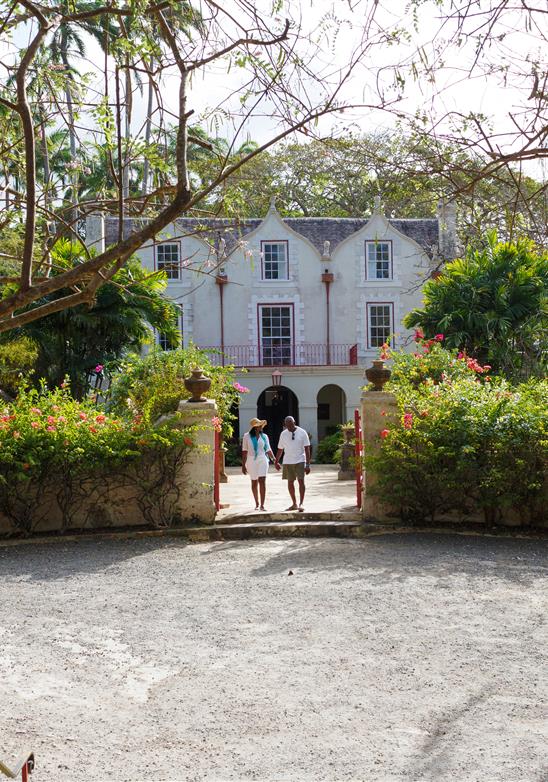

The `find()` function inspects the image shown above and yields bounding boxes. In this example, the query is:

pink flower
[380,342,390,360]
[31,407,42,416]
[211,416,222,432]
[414,328,424,341]
[403,412,413,430]
[233,382,250,393]
[457,352,464,359]
[79,412,87,421]
[58,416,66,423]
[380,428,390,439]
[31,421,40,429]
[94,365,104,373]
[435,334,444,341]
[52,405,60,412]
[46,426,56,432]
[381,410,386,416]
[47,415,56,424]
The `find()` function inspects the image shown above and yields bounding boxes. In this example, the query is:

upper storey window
[261,241,289,280]
[156,242,180,279]
[365,240,392,280]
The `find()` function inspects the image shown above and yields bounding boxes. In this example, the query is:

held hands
[274,461,281,472]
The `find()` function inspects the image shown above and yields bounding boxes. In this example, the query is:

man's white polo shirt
[277,426,310,464]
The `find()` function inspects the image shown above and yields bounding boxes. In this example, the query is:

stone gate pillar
[171,399,218,525]
[361,382,398,521]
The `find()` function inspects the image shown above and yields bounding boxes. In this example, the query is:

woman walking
[241,418,277,511]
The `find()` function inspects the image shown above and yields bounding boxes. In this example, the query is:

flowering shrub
[0,384,195,534]
[107,345,243,440]
[366,339,547,524]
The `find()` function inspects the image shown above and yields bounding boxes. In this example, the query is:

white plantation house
[85,199,456,447]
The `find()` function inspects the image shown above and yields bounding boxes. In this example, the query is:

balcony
[200,343,358,367]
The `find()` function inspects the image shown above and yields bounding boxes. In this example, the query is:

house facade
[86,200,454,449]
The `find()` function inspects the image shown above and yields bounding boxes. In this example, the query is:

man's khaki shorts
[282,462,305,481]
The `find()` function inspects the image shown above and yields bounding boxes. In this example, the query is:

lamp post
[271,369,282,387]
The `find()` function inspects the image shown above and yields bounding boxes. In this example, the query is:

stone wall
[0,399,217,538]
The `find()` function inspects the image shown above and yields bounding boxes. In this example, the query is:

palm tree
[50,2,117,211]
[0,240,180,398]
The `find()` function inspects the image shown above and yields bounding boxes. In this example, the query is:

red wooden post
[21,765,28,782]
[354,409,363,510]
[214,428,220,511]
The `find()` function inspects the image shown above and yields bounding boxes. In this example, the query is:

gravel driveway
[0,533,546,782]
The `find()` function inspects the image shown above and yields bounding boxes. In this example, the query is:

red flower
[95,414,106,423]
[89,426,98,433]
[47,415,56,425]
[403,412,413,430]
[79,412,87,421]
[22,463,30,471]
[184,437,193,446]
[381,410,386,416]
[434,333,444,341]
[414,328,424,341]
[380,429,390,439]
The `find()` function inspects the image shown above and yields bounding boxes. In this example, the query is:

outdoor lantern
[271,369,282,387]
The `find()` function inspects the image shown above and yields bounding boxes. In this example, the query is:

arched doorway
[316,384,347,440]
[257,386,299,449]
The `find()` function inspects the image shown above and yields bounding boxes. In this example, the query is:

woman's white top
[242,431,272,480]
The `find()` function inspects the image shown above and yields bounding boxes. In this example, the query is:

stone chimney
[437,199,458,260]
[84,212,105,254]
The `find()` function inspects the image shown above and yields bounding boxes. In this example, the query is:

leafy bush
[0,383,195,534]
[316,431,344,464]
[366,339,547,524]
[107,344,247,440]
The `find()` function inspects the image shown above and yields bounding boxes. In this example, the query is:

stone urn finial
[185,367,211,402]
[365,359,391,392]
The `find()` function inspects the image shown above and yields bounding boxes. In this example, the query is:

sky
[1,0,546,178]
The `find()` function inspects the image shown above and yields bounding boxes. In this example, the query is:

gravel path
[0,533,546,782]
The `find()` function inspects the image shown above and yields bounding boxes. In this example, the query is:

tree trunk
[142,58,155,197]
[123,58,132,201]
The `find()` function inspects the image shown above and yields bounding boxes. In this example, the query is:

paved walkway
[218,464,358,521]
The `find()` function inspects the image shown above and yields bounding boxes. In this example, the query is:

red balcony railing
[200,343,358,367]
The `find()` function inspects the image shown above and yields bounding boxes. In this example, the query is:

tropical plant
[366,341,547,525]
[404,234,548,379]
[107,345,245,441]
[0,240,179,398]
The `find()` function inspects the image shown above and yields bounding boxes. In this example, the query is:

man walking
[275,416,311,512]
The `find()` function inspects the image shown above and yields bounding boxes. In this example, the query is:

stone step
[186,519,366,542]
[217,511,362,524]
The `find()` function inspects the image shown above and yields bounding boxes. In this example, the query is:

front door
[257,386,299,450]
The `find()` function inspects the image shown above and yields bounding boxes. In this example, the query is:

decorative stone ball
[184,367,212,402]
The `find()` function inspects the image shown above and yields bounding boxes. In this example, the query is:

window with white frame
[156,242,180,279]
[261,241,289,280]
[365,241,392,280]
[259,304,293,365]
[159,308,184,350]
[367,303,393,348]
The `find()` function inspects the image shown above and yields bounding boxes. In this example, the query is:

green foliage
[315,431,343,464]
[367,343,547,525]
[404,234,548,379]
[0,337,38,397]
[107,344,243,441]
[1,240,180,398]
[0,382,195,534]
